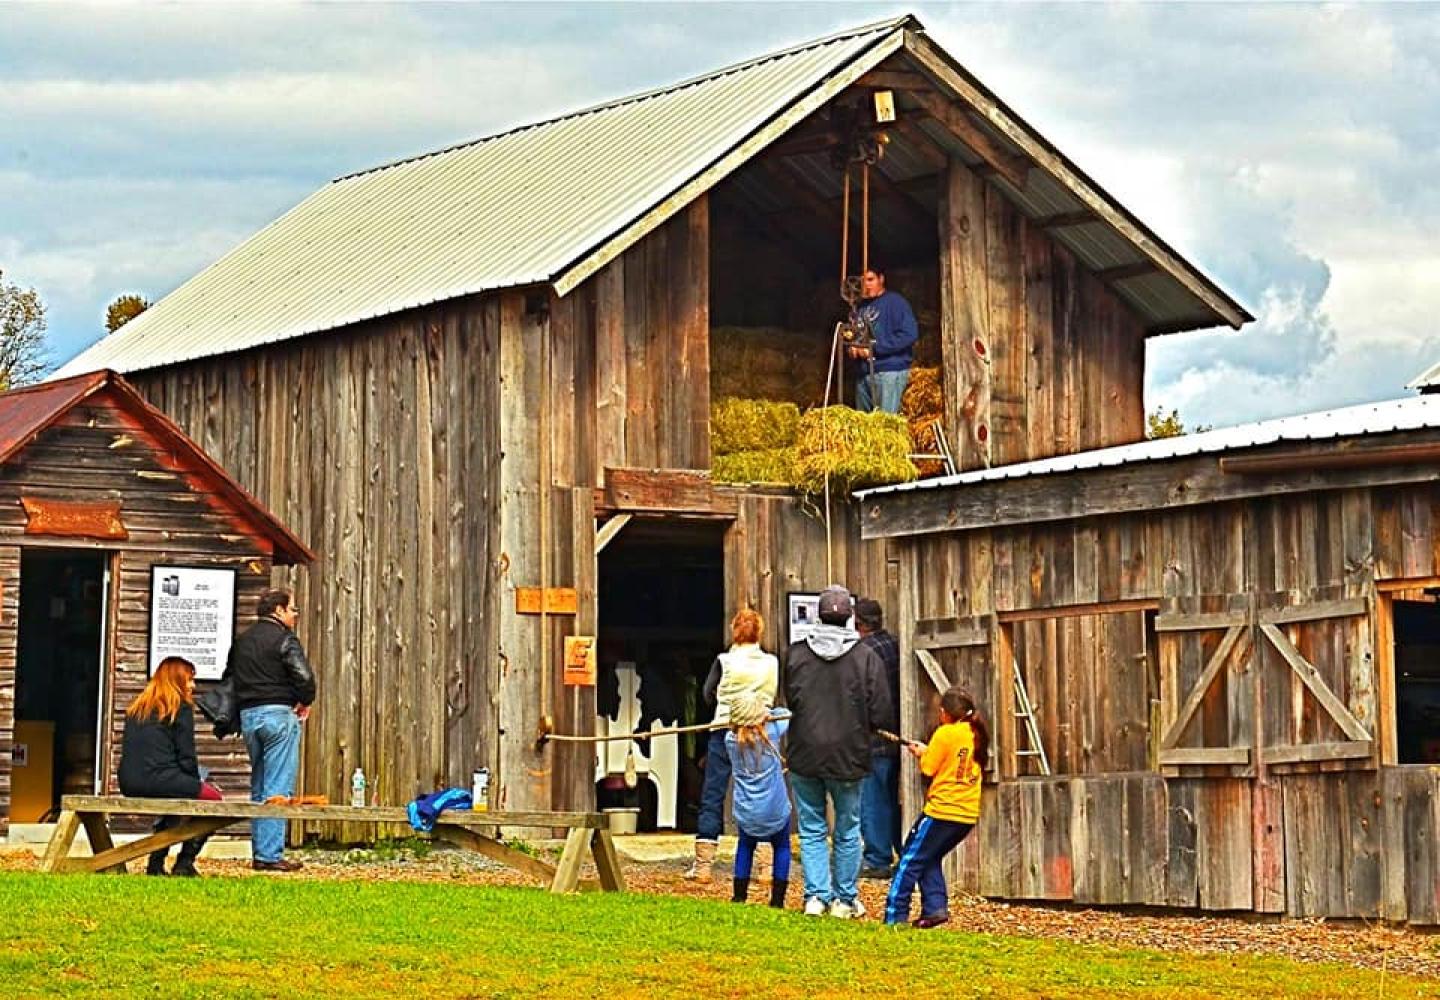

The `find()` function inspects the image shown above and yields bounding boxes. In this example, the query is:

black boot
[171,834,209,877]
[731,877,750,903]
[769,878,789,909]
[146,849,169,876]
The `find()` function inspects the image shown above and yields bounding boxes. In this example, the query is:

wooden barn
[84,12,1440,922]
[0,371,311,835]
[857,399,1440,924]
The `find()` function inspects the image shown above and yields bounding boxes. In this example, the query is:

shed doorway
[596,520,726,832]
[12,549,110,822]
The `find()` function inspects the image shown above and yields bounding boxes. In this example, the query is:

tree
[1146,406,1210,440]
[0,269,49,391]
[105,293,150,334]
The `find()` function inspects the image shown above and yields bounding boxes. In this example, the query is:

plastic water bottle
[351,767,366,808]
[471,767,489,811]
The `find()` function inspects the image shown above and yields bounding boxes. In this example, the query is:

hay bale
[712,447,797,486]
[793,406,917,494]
[710,398,801,455]
[710,326,831,407]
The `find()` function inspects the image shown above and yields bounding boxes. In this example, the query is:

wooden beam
[1376,592,1398,765]
[889,118,950,172]
[856,69,930,90]
[1221,441,1440,475]
[1159,626,1250,750]
[913,648,951,694]
[58,796,606,828]
[1159,747,1251,766]
[59,818,232,874]
[1258,624,1371,741]
[768,129,842,158]
[1035,209,1099,230]
[903,29,1250,330]
[1155,608,1250,632]
[600,468,738,517]
[1093,261,1158,285]
[594,513,633,554]
[858,433,1440,538]
[906,88,1030,189]
[1260,740,1373,764]
[998,598,1158,624]
[1257,597,1366,626]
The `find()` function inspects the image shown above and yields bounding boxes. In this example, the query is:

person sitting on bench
[118,656,223,877]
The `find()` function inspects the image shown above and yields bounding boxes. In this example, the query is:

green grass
[1,872,1435,999]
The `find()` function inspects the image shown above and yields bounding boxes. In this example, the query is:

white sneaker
[829,899,867,920]
[803,897,828,917]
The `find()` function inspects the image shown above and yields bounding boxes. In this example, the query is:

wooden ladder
[1012,656,1051,775]
[910,420,957,477]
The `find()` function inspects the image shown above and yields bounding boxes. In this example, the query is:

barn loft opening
[12,550,109,823]
[1391,598,1440,764]
[595,519,726,832]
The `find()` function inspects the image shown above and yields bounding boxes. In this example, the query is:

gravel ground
[6,843,1438,979]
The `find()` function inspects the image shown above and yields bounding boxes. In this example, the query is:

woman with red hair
[686,607,778,882]
[119,656,223,876]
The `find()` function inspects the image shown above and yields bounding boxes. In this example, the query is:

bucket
[603,807,639,835]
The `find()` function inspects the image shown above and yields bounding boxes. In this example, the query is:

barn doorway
[12,549,110,822]
[1391,598,1440,764]
[596,519,726,832]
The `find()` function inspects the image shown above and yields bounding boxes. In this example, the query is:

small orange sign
[515,586,578,615]
[563,635,597,686]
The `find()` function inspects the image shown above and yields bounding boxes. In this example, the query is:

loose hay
[710,326,832,408]
[793,406,917,494]
[711,447,797,485]
[901,367,946,477]
[710,397,800,455]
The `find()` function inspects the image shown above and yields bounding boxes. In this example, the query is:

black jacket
[783,631,892,781]
[225,617,316,711]
[118,704,203,798]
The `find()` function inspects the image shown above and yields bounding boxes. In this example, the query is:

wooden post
[939,156,992,471]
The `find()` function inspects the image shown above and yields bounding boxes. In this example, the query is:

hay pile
[710,397,800,486]
[710,326,832,408]
[901,366,946,477]
[793,406,917,494]
[712,448,797,485]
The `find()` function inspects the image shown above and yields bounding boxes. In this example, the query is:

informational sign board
[148,565,237,680]
[787,592,821,647]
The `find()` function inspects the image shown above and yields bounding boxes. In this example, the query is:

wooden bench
[42,795,625,893]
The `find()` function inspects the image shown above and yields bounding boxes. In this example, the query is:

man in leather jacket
[225,588,315,872]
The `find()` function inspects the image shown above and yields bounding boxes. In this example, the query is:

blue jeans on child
[884,814,975,924]
[696,728,732,842]
[734,817,792,883]
[790,772,863,906]
[241,705,302,863]
[861,753,902,870]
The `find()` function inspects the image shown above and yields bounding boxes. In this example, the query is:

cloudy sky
[3,2,1437,429]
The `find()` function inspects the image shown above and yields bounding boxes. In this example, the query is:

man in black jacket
[226,588,315,872]
[784,584,892,919]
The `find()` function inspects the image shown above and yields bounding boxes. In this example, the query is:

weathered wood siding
[0,389,274,834]
[939,157,1146,472]
[888,479,1440,922]
[131,302,502,817]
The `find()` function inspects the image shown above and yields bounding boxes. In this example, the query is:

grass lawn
[1,872,1436,999]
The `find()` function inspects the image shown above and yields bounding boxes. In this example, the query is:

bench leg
[434,824,560,885]
[549,828,591,893]
[40,810,82,873]
[59,819,230,874]
[591,829,626,892]
[79,813,126,874]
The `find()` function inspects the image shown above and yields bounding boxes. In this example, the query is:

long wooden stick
[541,719,730,745]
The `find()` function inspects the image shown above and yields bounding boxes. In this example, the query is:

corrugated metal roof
[55,18,909,379]
[0,372,313,563]
[56,14,1251,380]
[857,393,1440,499]
[1406,360,1440,390]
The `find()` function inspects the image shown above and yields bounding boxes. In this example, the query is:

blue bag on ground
[407,788,473,832]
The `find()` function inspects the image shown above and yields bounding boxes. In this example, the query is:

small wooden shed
[0,371,312,834]
[858,399,1440,924]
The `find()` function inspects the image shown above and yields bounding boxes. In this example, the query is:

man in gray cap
[783,584,893,918]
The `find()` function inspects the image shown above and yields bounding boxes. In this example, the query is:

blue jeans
[884,815,975,924]
[696,728,732,842]
[861,754,902,869]
[856,368,910,414]
[241,705,302,863]
[790,772,863,906]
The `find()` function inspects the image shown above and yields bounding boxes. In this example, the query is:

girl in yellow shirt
[883,686,989,927]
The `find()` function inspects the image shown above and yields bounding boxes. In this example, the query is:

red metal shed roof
[0,371,314,565]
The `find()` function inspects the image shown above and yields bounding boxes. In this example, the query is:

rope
[541,719,733,745]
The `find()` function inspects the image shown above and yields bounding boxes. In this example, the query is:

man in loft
[846,265,918,414]
[226,587,316,872]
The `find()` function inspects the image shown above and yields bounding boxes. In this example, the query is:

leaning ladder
[1012,657,1051,775]
[910,420,957,478]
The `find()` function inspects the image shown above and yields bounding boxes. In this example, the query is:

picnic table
[41,795,626,893]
